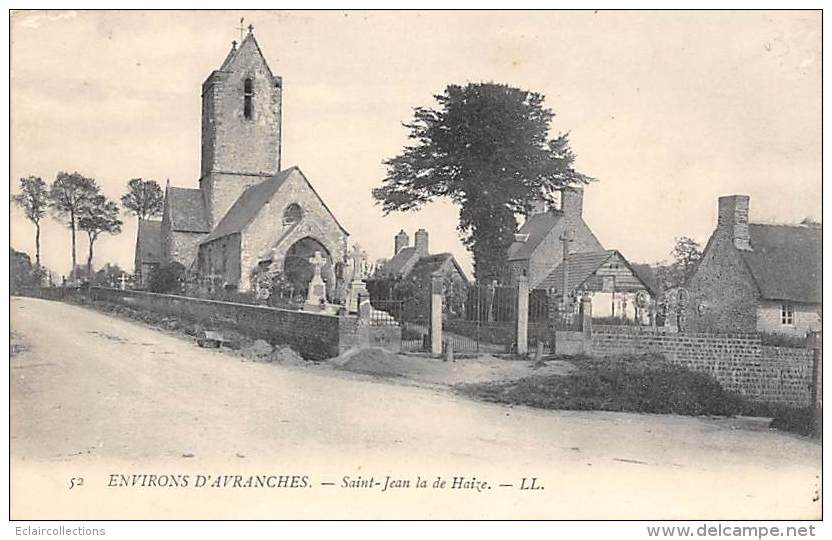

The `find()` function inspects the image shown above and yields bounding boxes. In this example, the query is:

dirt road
[10,296,821,519]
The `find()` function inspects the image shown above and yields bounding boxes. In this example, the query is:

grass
[457,352,820,437]
[457,353,747,416]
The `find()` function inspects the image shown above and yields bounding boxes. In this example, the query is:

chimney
[394,230,409,255]
[414,228,429,256]
[561,186,584,217]
[717,195,751,251]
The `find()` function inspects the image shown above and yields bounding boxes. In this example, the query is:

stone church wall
[238,171,348,291]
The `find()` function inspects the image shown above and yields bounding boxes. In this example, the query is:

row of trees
[12,173,166,280]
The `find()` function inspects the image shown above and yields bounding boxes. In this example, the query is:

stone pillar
[809,331,822,438]
[430,277,443,356]
[580,296,592,339]
[516,276,529,355]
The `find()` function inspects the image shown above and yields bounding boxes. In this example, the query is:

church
[135,27,348,293]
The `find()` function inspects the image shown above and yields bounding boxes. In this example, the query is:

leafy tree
[10,247,39,292]
[148,262,186,294]
[77,194,123,278]
[655,236,703,291]
[49,172,99,276]
[121,178,164,221]
[12,176,49,268]
[373,82,591,282]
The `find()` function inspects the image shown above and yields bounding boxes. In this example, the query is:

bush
[457,353,746,416]
[148,262,186,294]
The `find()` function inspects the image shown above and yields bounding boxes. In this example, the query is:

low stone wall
[16,287,401,360]
[589,326,814,406]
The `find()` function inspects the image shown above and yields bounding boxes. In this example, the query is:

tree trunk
[70,211,77,279]
[86,233,95,281]
[34,222,40,269]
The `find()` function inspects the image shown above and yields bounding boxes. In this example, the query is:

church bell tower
[200,26,282,226]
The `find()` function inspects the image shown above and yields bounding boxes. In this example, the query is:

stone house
[506,187,604,288]
[135,28,348,292]
[133,219,162,288]
[537,249,655,322]
[685,195,821,336]
[380,229,469,287]
[373,229,470,314]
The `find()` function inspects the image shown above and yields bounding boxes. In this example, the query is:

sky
[10,10,821,278]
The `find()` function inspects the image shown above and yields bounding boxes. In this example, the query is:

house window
[283,203,303,225]
[781,303,794,325]
[243,78,254,119]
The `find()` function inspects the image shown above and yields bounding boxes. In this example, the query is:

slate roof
[507,212,563,261]
[136,219,162,264]
[202,169,294,243]
[382,247,419,277]
[200,166,349,245]
[538,250,617,292]
[167,187,211,233]
[741,223,821,304]
[409,253,470,285]
[630,263,660,296]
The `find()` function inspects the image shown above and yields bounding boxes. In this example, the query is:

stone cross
[350,245,368,279]
[118,273,129,290]
[309,251,326,280]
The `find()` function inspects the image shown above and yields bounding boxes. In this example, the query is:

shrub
[148,262,186,294]
[457,353,746,416]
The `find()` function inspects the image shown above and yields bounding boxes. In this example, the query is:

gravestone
[304,251,329,311]
[344,245,369,313]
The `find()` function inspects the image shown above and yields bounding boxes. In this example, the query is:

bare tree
[12,176,49,268]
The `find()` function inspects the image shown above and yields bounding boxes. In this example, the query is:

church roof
[202,168,294,243]
[136,219,162,264]
[507,211,564,261]
[167,187,211,233]
[200,167,349,245]
[740,223,821,304]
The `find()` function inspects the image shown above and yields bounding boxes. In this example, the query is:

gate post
[516,277,529,356]
[581,296,593,338]
[430,277,443,356]
[809,331,822,438]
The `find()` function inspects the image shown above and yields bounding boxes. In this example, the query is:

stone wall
[88,288,398,360]
[589,325,815,406]
[685,229,760,333]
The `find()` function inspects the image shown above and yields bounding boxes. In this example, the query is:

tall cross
[237,18,246,42]
[118,272,129,290]
[309,251,326,279]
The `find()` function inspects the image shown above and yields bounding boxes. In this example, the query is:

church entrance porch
[282,237,335,300]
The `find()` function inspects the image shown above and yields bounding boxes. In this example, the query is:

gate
[443,285,524,354]
[368,295,430,353]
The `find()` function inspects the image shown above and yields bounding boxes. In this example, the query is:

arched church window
[244,78,254,120]
[283,203,303,226]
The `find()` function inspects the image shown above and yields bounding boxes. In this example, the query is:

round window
[283,203,303,225]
